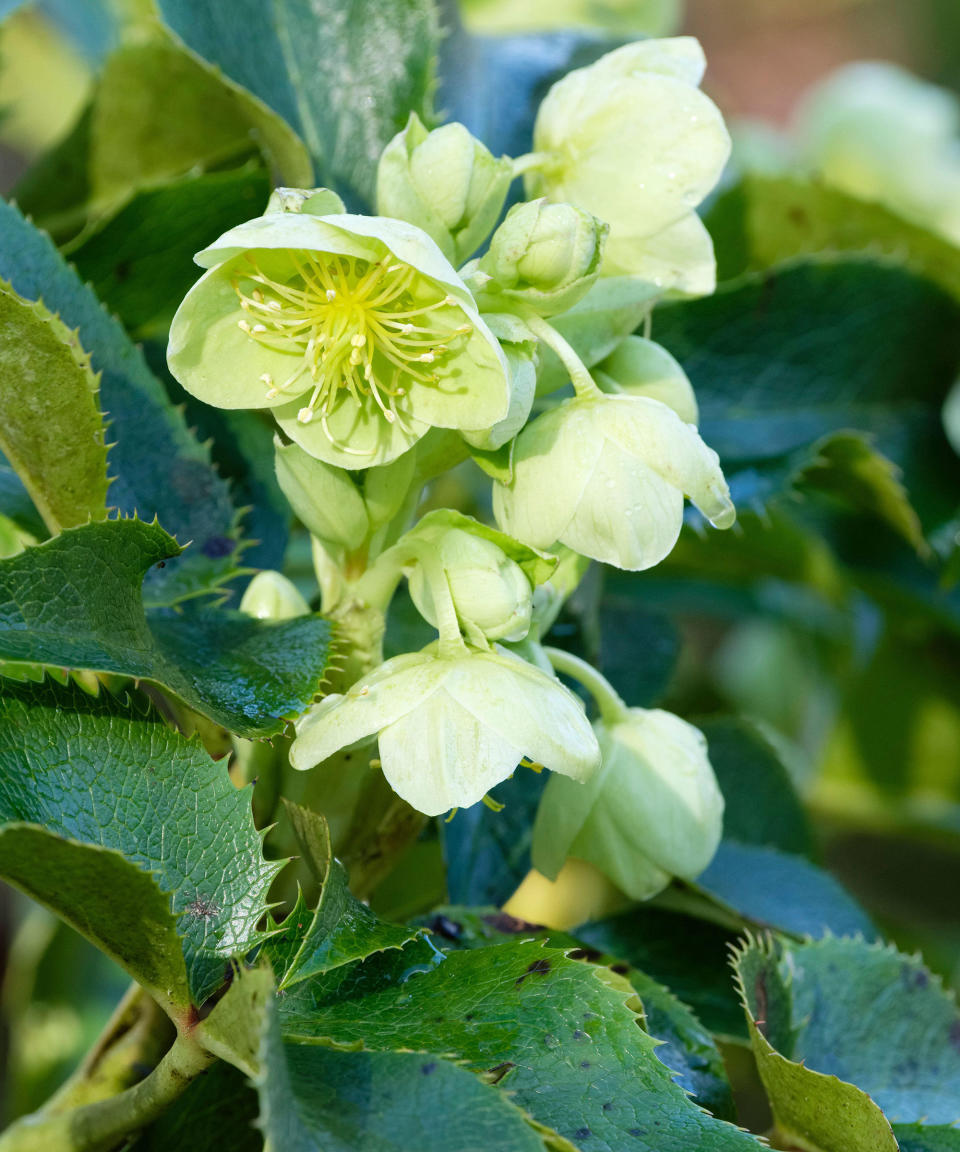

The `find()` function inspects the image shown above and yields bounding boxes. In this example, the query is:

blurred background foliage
[1,0,959,1128]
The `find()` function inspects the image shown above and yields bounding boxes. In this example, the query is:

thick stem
[0,1032,213,1152]
[522,314,600,400]
[543,645,627,725]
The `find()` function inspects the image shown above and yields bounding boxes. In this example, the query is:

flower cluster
[168,36,735,904]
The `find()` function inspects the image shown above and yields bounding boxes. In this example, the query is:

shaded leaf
[733,934,960,1151]
[0,198,241,600]
[654,259,960,535]
[279,939,761,1149]
[157,0,438,207]
[0,285,108,534]
[129,1061,262,1152]
[0,680,282,1009]
[695,842,874,940]
[0,518,332,737]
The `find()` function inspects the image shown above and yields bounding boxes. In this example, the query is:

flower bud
[493,392,734,572]
[594,335,698,424]
[533,707,724,900]
[409,528,533,642]
[239,570,310,620]
[377,114,514,265]
[265,187,346,216]
[274,439,369,552]
[477,200,607,316]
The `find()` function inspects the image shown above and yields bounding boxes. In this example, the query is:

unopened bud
[239,570,310,620]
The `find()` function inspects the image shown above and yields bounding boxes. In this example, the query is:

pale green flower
[377,114,514,265]
[168,208,511,468]
[527,37,730,291]
[493,392,734,571]
[475,199,607,316]
[594,335,698,424]
[290,646,599,816]
[533,704,723,900]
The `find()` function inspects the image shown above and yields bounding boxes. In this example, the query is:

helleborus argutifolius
[493,392,734,571]
[461,311,538,451]
[527,37,730,291]
[533,703,724,900]
[377,113,514,265]
[594,334,698,424]
[167,208,511,468]
[290,646,599,816]
[239,570,311,620]
[475,199,608,316]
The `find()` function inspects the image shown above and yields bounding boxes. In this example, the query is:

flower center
[232,250,471,438]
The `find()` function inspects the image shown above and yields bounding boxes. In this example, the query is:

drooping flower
[526,37,730,292]
[290,646,599,816]
[168,208,511,468]
[493,392,734,571]
[533,705,724,900]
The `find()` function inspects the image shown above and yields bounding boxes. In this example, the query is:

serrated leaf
[733,934,960,1151]
[695,842,874,940]
[157,0,439,207]
[259,993,550,1152]
[417,906,735,1119]
[279,939,762,1150]
[68,166,271,339]
[709,174,960,301]
[793,431,926,554]
[0,283,108,534]
[0,518,333,736]
[576,907,747,1040]
[0,680,283,1010]
[268,804,420,990]
[653,259,960,536]
[0,197,241,600]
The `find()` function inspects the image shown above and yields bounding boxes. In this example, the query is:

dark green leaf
[129,1062,262,1152]
[68,166,271,339]
[259,1000,549,1152]
[441,767,545,907]
[696,842,874,940]
[268,804,420,990]
[894,1126,960,1152]
[0,680,281,1008]
[0,519,332,737]
[0,285,108,534]
[0,198,242,600]
[279,939,761,1149]
[417,905,735,1119]
[654,259,960,535]
[576,908,747,1040]
[157,0,439,207]
[699,717,813,855]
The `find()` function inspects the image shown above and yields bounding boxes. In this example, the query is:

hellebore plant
[163,35,736,876]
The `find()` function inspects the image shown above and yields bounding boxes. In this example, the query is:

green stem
[543,646,627,725]
[522,314,600,399]
[0,1033,213,1152]
[510,151,557,178]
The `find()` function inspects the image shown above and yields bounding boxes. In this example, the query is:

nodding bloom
[289,645,600,817]
[167,209,511,468]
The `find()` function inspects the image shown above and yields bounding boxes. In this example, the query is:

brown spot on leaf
[185,896,220,920]
[484,911,542,934]
[516,957,551,984]
[485,1061,515,1085]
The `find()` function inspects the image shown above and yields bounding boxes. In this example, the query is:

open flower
[533,705,724,900]
[493,392,734,571]
[168,209,511,468]
[290,646,599,816]
[527,37,730,292]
